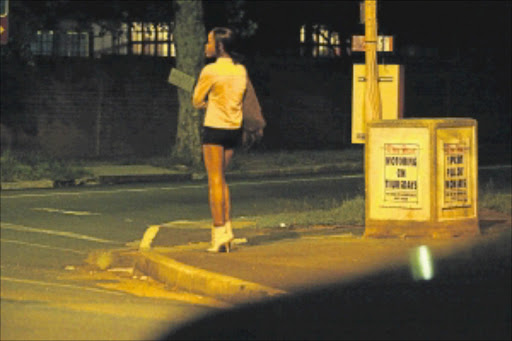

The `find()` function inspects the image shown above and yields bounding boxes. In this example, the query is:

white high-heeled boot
[207,224,233,253]
[226,220,234,240]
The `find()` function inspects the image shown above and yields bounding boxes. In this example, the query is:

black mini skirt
[202,126,243,149]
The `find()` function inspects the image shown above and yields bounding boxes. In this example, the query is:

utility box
[364,118,479,238]
[352,64,404,144]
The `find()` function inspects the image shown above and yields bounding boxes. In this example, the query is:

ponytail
[212,27,245,64]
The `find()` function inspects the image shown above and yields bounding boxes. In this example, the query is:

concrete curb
[1,180,55,191]
[135,250,287,304]
[225,163,360,180]
[135,223,287,304]
[97,173,191,185]
[0,163,362,191]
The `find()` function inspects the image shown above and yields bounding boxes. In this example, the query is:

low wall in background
[1,55,510,159]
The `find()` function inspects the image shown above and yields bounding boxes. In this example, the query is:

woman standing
[192,27,247,252]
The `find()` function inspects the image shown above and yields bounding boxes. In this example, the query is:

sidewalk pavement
[102,208,510,306]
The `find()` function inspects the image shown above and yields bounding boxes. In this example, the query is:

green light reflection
[410,245,434,281]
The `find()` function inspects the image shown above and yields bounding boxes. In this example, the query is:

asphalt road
[0,173,365,340]
[0,173,367,243]
[1,169,509,340]
[0,197,213,340]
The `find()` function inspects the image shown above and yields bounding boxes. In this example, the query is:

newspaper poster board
[442,142,470,208]
[383,143,419,207]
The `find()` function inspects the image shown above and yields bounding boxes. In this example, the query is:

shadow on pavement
[162,230,511,340]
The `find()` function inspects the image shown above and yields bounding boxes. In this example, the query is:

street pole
[363,0,381,238]
[364,0,382,123]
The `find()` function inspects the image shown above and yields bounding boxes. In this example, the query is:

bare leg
[223,148,235,222]
[203,144,226,227]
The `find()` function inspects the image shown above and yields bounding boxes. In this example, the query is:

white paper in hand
[168,68,196,92]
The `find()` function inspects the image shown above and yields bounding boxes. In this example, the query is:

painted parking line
[0,222,121,245]
[32,208,101,216]
[0,238,87,254]
[0,277,125,296]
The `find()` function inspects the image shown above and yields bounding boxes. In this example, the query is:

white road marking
[0,277,125,296]
[0,238,87,254]
[0,222,121,245]
[32,208,101,216]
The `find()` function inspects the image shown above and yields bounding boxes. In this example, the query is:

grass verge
[253,178,511,228]
[230,148,364,172]
[0,150,92,182]
[480,178,512,214]
[253,196,365,228]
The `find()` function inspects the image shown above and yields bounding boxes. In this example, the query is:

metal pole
[364,0,382,123]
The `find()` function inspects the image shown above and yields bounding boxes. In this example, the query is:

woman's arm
[192,68,213,109]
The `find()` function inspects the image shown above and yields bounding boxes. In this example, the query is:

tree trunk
[171,0,206,168]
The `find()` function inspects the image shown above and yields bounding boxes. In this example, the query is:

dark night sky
[377,0,511,48]
[41,1,511,53]
[232,1,510,53]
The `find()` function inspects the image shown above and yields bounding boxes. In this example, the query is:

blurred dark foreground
[164,230,511,340]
